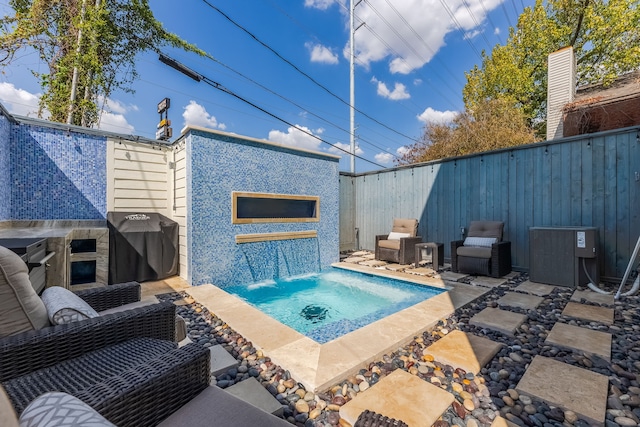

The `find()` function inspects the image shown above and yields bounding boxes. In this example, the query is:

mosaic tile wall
[11,123,107,219]
[0,114,11,220]
[186,129,340,287]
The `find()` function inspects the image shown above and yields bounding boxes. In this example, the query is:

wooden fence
[339,126,640,281]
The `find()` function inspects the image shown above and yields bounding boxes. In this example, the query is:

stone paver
[351,251,370,257]
[339,369,454,427]
[570,289,614,306]
[545,322,611,361]
[503,271,520,280]
[516,280,557,296]
[470,276,507,288]
[225,377,284,416]
[344,257,367,264]
[497,292,544,310]
[562,302,614,324]
[516,356,608,426]
[209,345,240,377]
[439,271,469,282]
[406,267,436,276]
[359,259,387,267]
[491,417,520,427]
[424,330,503,375]
[384,264,410,272]
[469,308,526,336]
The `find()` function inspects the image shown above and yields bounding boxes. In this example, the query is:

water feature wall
[184,128,340,288]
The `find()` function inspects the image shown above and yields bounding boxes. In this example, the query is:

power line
[478,0,503,44]
[200,0,419,144]
[436,0,483,60]
[159,53,387,169]
[460,0,494,51]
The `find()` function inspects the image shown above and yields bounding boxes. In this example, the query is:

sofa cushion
[457,246,492,259]
[378,239,401,250]
[0,246,49,338]
[391,218,418,237]
[463,237,497,248]
[0,385,19,427]
[41,287,100,325]
[19,392,115,427]
[467,221,504,240]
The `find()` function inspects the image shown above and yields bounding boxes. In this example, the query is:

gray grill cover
[108,212,178,284]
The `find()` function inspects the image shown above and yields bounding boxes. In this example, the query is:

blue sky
[0,0,535,172]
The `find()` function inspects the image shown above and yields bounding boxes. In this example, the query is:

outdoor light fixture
[159,54,202,82]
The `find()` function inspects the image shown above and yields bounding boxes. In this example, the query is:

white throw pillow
[387,232,410,240]
[19,392,115,427]
[463,237,497,248]
[41,287,100,325]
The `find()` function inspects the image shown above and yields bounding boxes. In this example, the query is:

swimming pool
[225,268,445,343]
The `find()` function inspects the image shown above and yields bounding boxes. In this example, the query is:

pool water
[225,268,445,343]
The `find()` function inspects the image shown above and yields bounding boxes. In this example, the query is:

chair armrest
[450,240,464,272]
[0,302,176,382]
[74,281,141,312]
[375,234,387,259]
[78,343,210,426]
[398,236,422,265]
[490,241,512,278]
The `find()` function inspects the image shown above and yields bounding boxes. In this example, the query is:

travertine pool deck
[187,262,491,392]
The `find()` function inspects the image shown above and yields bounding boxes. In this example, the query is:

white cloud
[463,29,481,40]
[268,125,324,151]
[375,146,408,164]
[306,42,339,64]
[371,77,410,100]
[0,82,135,133]
[494,27,501,35]
[304,0,340,10]
[98,111,135,134]
[0,82,43,117]
[182,100,226,130]
[374,152,394,164]
[329,141,363,156]
[418,107,458,124]
[336,0,502,74]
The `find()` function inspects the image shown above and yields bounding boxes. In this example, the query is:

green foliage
[0,0,206,126]
[464,0,640,138]
[397,98,536,165]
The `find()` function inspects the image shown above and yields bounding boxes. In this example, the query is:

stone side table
[415,242,444,269]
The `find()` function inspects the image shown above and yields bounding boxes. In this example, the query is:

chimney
[546,47,576,141]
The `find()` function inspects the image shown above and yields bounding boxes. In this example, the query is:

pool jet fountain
[300,304,329,323]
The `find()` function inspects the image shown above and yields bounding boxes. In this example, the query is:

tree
[0,0,206,127]
[397,98,536,165]
[464,0,640,138]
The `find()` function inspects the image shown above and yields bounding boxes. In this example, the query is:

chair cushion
[463,237,497,248]
[457,246,492,259]
[391,218,418,237]
[467,221,504,240]
[0,385,19,427]
[41,287,100,325]
[378,239,401,250]
[387,231,410,240]
[19,392,115,427]
[0,246,49,338]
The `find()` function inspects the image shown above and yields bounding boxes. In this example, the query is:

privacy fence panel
[340,126,640,280]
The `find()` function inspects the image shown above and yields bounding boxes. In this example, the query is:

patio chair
[450,220,512,278]
[0,244,209,426]
[375,218,422,265]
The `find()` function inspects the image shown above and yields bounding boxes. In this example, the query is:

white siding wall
[107,139,172,214]
[172,142,188,280]
[547,47,576,140]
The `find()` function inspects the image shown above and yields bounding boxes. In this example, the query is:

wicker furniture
[375,218,422,265]
[451,220,512,278]
[2,338,210,427]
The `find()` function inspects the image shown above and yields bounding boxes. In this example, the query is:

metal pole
[349,0,356,173]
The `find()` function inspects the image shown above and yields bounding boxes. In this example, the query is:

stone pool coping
[187,263,491,392]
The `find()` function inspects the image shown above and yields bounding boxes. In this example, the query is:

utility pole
[349,0,356,173]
